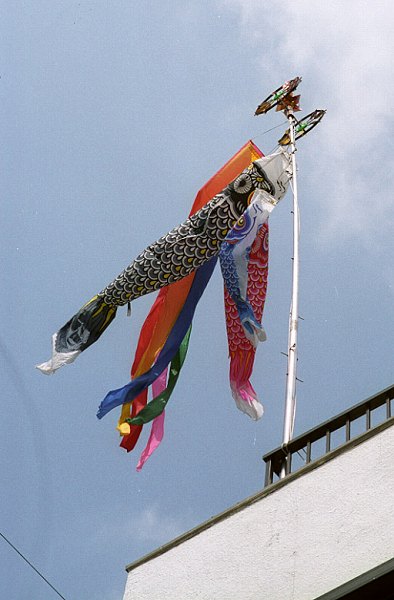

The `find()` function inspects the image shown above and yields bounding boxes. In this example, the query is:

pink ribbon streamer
[136,368,168,471]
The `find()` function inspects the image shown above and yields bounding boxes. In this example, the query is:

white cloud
[221,0,394,242]
[124,504,189,544]
[95,504,190,549]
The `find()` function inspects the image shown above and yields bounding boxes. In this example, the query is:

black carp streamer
[37,150,291,374]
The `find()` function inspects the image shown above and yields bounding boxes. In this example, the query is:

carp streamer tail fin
[36,296,117,374]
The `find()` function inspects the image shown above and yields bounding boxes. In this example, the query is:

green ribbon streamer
[127,326,192,426]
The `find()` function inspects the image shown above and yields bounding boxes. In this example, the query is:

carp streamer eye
[233,173,253,194]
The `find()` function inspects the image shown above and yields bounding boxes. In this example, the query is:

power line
[0,531,67,600]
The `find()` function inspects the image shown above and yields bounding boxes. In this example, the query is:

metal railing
[263,384,394,487]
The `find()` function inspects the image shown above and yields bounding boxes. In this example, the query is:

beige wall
[123,425,394,600]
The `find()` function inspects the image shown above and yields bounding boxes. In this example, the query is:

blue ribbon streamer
[96,257,217,419]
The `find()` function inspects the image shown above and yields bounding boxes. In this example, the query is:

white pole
[281,112,300,478]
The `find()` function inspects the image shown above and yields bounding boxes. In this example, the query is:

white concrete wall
[123,425,394,600]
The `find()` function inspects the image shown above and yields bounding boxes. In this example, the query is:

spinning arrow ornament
[278,109,326,146]
[254,77,302,116]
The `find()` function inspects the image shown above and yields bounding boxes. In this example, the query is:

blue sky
[1,2,393,598]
